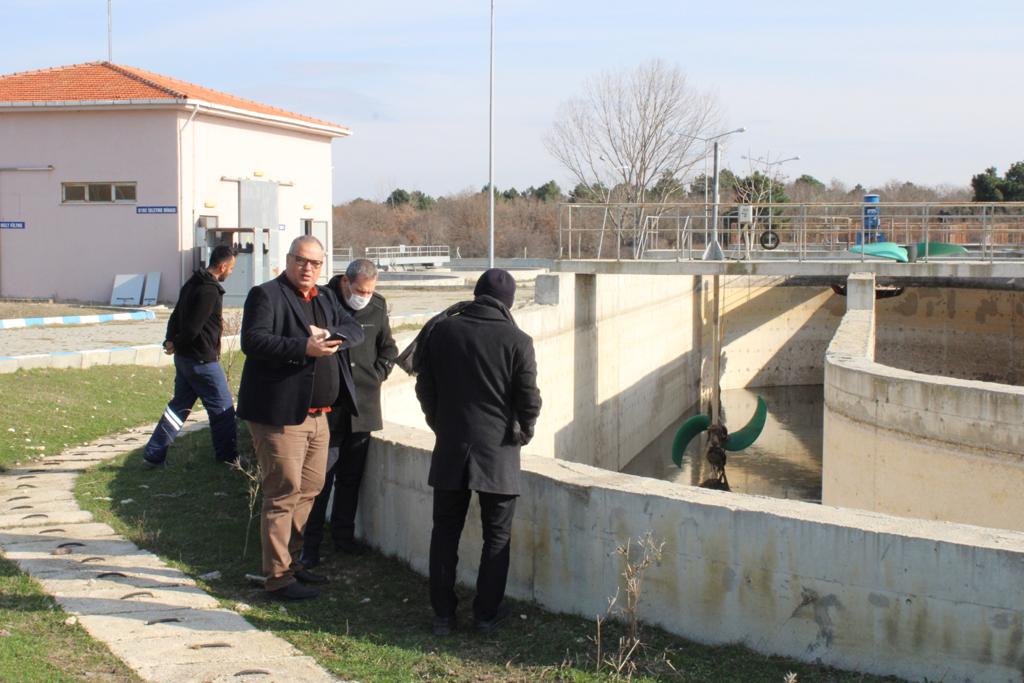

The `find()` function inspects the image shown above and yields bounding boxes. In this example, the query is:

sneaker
[266,582,319,601]
[473,603,511,635]
[432,615,456,636]
[294,567,329,585]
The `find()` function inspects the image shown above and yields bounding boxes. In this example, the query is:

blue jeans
[144,355,237,464]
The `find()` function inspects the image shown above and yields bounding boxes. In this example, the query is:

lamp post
[741,153,799,236]
[676,127,745,260]
[487,0,495,269]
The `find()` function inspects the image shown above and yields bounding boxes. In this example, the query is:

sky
[4,0,1023,202]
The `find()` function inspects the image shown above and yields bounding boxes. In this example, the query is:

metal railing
[557,202,1024,262]
[365,244,451,271]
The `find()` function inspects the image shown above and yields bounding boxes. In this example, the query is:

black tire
[759,230,780,250]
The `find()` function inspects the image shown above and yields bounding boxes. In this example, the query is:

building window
[62,182,137,204]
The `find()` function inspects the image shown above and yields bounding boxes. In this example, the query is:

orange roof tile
[0,62,349,135]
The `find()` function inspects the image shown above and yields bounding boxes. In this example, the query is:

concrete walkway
[0,419,339,683]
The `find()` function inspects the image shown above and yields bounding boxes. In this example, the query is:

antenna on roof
[107,0,113,61]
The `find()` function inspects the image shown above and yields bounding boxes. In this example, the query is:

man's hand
[306,325,342,357]
[163,340,175,356]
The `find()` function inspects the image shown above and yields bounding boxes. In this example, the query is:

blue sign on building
[136,206,178,215]
[0,221,26,229]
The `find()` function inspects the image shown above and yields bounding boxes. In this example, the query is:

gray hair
[288,235,324,255]
[345,258,378,281]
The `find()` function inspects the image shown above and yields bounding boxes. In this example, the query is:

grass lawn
[0,365,175,472]
[0,557,141,682]
[76,429,898,683]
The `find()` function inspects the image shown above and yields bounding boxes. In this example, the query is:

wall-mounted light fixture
[303,203,313,210]
[203,200,217,208]
[253,170,265,177]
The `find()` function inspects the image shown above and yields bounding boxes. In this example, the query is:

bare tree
[545,59,720,257]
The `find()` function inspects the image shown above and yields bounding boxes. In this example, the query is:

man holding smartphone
[237,235,364,601]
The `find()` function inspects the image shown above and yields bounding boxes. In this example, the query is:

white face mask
[346,292,371,311]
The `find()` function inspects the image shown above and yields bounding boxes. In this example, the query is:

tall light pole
[676,127,745,260]
[487,0,495,268]
[742,153,799,235]
[107,0,113,61]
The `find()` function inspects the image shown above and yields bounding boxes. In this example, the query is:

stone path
[0,420,339,683]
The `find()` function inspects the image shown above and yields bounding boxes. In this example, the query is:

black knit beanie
[474,268,516,309]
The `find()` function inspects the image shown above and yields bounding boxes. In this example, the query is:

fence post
[923,205,930,262]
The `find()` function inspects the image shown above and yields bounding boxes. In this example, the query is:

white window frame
[61,182,138,204]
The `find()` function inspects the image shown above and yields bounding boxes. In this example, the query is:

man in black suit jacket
[415,268,542,635]
[237,235,364,601]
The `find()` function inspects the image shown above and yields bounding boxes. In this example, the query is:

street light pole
[676,127,745,260]
[487,0,495,269]
[741,153,799,236]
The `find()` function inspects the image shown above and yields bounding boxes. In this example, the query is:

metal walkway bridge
[556,201,1024,272]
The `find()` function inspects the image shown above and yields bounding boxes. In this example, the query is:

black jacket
[237,274,365,426]
[165,269,224,362]
[415,296,542,495]
[326,275,398,437]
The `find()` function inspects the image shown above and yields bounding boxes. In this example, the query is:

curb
[0,420,339,683]
[0,309,156,330]
[0,336,241,374]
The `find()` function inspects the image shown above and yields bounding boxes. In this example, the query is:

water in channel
[622,385,824,503]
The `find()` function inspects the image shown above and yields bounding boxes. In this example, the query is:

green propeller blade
[670,395,769,467]
[671,413,710,467]
[723,395,768,452]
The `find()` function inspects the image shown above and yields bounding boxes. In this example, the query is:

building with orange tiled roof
[0,62,351,304]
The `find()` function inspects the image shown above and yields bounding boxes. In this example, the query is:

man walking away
[302,259,398,566]
[415,268,542,635]
[144,245,238,465]
[237,236,364,601]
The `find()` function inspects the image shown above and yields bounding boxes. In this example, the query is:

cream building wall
[178,111,335,285]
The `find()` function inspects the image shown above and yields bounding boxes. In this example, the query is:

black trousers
[429,488,517,621]
[303,420,371,553]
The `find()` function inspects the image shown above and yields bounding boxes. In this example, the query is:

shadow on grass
[74,426,900,683]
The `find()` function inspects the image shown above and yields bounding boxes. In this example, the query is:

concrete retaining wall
[823,274,1024,532]
[876,287,1024,385]
[382,273,703,472]
[362,424,1024,683]
[716,276,844,391]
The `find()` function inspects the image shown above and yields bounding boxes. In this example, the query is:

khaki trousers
[248,414,329,591]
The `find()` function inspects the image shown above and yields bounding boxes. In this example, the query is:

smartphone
[326,331,345,342]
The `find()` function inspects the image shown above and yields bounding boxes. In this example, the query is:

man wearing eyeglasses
[237,235,365,601]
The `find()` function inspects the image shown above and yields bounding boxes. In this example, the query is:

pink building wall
[0,109,179,302]
[0,107,336,303]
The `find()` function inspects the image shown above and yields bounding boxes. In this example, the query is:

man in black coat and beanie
[415,268,542,635]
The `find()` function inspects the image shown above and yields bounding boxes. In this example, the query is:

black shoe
[267,582,319,601]
[142,455,165,468]
[473,603,511,635]
[432,615,456,636]
[294,567,329,585]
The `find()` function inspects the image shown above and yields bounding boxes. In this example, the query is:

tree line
[333,57,1018,259]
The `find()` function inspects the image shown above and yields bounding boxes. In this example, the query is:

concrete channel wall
[823,274,1024,532]
[382,272,703,472]
[715,277,844,390]
[370,272,1024,681]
